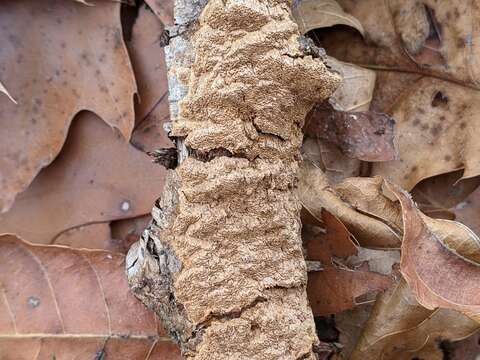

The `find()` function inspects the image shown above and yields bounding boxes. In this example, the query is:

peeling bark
[126,0,340,358]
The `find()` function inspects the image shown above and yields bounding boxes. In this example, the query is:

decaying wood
[126,0,340,358]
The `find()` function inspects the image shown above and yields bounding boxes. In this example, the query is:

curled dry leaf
[292,0,364,36]
[386,181,480,321]
[313,1,480,190]
[334,176,404,233]
[328,57,376,112]
[305,102,397,162]
[371,78,480,190]
[0,0,136,213]
[0,234,180,359]
[0,112,166,245]
[350,279,479,360]
[322,0,480,86]
[298,160,401,248]
[336,175,480,262]
[305,210,393,316]
[411,170,480,220]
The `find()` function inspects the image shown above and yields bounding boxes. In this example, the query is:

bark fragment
[127,0,340,358]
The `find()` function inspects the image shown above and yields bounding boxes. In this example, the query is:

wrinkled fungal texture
[127,0,340,359]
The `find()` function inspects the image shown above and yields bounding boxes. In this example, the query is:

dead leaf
[131,96,172,153]
[127,6,170,125]
[412,170,480,219]
[350,278,479,360]
[447,331,480,360]
[0,80,16,104]
[369,72,423,114]
[145,0,174,27]
[328,57,376,112]
[347,247,400,277]
[126,5,173,154]
[292,0,364,36]
[334,176,404,233]
[0,112,166,245]
[305,101,397,162]
[53,222,129,253]
[321,0,480,86]
[302,137,361,185]
[0,234,180,359]
[328,178,480,316]
[371,78,480,190]
[306,210,393,316]
[335,304,375,359]
[298,160,401,248]
[386,181,480,321]
[309,1,480,190]
[454,186,480,237]
[0,0,136,213]
[302,59,376,184]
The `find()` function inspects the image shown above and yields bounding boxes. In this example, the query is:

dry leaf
[351,279,479,360]
[371,78,480,190]
[0,80,16,104]
[131,93,172,153]
[321,0,480,86]
[305,102,397,162]
[334,176,404,233]
[311,1,480,190]
[412,170,480,220]
[301,58,376,184]
[302,137,361,185]
[369,72,423,114]
[292,0,364,36]
[0,234,180,359]
[0,0,136,213]
[305,210,393,316]
[0,112,166,245]
[332,176,480,318]
[145,0,174,26]
[454,186,480,237]
[52,222,130,253]
[298,160,401,248]
[127,6,169,124]
[386,181,480,321]
[126,5,173,153]
[335,304,375,359]
[328,57,376,112]
[447,331,480,360]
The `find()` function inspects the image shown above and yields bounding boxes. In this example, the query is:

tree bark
[126,0,340,358]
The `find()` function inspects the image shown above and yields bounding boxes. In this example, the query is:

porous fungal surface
[127,0,340,358]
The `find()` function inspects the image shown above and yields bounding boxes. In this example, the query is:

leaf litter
[1,0,480,358]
